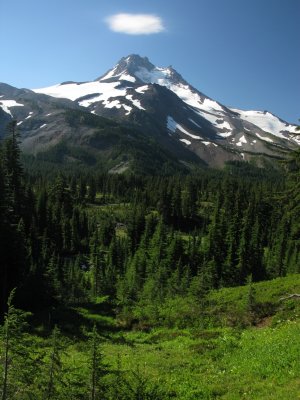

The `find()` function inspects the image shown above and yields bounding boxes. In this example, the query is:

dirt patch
[255,316,273,328]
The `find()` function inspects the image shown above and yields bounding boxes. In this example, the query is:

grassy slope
[101,322,300,399]
[3,275,299,398]
[49,275,300,399]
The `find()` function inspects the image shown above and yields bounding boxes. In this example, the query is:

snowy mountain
[0,83,85,153]
[1,55,299,168]
[0,82,195,174]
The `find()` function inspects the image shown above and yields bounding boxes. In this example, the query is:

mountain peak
[97,54,189,90]
[117,54,155,74]
[97,54,155,82]
[122,54,153,67]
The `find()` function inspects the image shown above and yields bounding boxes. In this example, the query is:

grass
[208,274,300,305]
[5,275,300,399]
[126,275,299,398]
[206,274,300,327]
[97,320,300,399]
[51,274,300,399]
[86,200,130,223]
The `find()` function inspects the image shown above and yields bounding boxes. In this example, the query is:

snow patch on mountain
[122,104,132,115]
[217,120,232,131]
[201,98,224,113]
[0,99,24,117]
[100,65,136,83]
[135,66,171,86]
[167,116,202,139]
[25,112,34,120]
[236,135,247,147]
[196,110,233,136]
[34,81,127,103]
[100,67,118,81]
[102,99,132,115]
[172,85,224,114]
[180,138,191,145]
[103,99,122,109]
[189,118,202,128]
[134,66,225,115]
[202,141,218,147]
[293,136,300,145]
[167,116,179,133]
[135,85,149,94]
[34,79,146,114]
[125,95,145,110]
[119,74,136,83]
[256,133,273,143]
[79,96,102,108]
[218,132,232,138]
[231,109,298,138]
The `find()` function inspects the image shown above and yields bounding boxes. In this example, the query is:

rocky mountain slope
[1,55,298,169]
[0,83,195,174]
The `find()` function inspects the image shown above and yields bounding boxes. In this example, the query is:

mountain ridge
[1,54,299,170]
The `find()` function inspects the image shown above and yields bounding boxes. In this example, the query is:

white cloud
[105,13,165,35]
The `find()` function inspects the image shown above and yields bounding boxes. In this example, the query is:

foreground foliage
[1,276,300,399]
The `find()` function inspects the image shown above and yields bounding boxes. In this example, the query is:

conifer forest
[0,120,299,399]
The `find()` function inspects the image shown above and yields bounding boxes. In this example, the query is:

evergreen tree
[1,120,24,216]
[44,326,63,400]
[88,177,97,203]
[0,123,27,315]
[0,290,30,400]
[88,325,107,400]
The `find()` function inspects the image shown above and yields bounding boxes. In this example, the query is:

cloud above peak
[106,13,165,35]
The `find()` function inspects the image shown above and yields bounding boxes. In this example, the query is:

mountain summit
[98,54,156,80]
[1,55,299,168]
[99,54,187,87]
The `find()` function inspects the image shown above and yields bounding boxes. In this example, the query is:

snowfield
[167,116,202,139]
[34,81,127,103]
[0,99,24,117]
[231,109,298,138]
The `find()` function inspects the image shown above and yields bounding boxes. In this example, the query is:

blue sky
[0,0,299,123]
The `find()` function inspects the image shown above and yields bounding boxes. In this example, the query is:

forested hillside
[0,120,299,399]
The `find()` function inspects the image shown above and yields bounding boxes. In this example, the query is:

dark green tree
[44,326,63,400]
[0,290,30,400]
[88,325,107,400]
